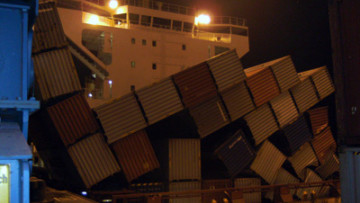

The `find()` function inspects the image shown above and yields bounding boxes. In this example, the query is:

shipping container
[111,130,160,182]
[288,143,318,180]
[201,179,233,203]
[298,67,335,100]
[94,93,147,144]
[248,56,299,92]
[315,152,339,179]
[129,182,165,193]
[296,169,329,200]
[245,66,280,107]
[269,91,299,128]
[169,181,201,203]
[250,141,286,184]
[215,130,256,177]
[244,104,279,146]
[290,77,319,113]
[136,78,184,125]
[311,127,336,164]
[206,49,246,91]
[47,93,99,146]
[234,178,262,203]
[173,62,217,108]
[270,116,312,156]
[265,168,299,200]
[67,133,121,188]
[169,139,201,181]
[32,47,82,100]
[308,106,329,135]
[32,2,68,53]
[220,82,255,121]
[189,97,230,138]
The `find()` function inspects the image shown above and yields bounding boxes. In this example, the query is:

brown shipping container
[244,104,279,145]
[33,2,68,53]
[269,91,299,128]
[111,130,160,182]
[290,77,319,113]
[32,47,82,100]
[220,82,255,121]
[173,62,217,108]
[189,97,230,138]
[94,93,147,144]
[250,141,286,184]
[265,168,299,200]
[308,106,329,135]
[169,181,201,203]
[311,127,336,164]
[136,78,184,125]
[296,169,328,199]
[234,178,262,203]
[206,49,246,91]
[245,66,280,107]
[68,133,121,188]
[288,142,318,180]
[169,139,201,181]
[201,179,233,203]
[47,94,99,146]
[315,152,339,179]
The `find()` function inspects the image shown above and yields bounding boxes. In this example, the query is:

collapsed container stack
[29,2,338,201]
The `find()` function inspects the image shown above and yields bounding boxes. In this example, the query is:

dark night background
[163,0,332,71]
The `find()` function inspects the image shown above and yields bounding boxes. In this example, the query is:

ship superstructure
[55,0,249,100]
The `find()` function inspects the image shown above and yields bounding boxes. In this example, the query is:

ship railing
[192,31,232,43]
[212,16,247,27]
[55,0,111,16]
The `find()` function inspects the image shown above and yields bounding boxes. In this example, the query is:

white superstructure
[56,0,249,99]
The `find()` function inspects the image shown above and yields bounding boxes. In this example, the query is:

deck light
[109,0,118,9]
[86,14,99,25]
[195,14,211,25]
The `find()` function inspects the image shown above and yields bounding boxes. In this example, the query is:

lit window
[130,85,135,91]
[152,63,157,70]
[131,38,135,44]
[152,40,157,47]
[142,39,146,45]
[182,44,186,50]
[131,61,135,68]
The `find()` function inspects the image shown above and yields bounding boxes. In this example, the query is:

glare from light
[116,6,127,14]
[109,0,118,9]
[195,14,211,25]
[102,199,112,203]
[108,80,113,85]
[81,191,87,196]
[88,93,93,98]
[86,14,99,25]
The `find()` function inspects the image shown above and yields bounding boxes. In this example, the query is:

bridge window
[129,13,139,24]
[153,17,171,29]
[82,29,112,65]
[141,15,151,26]
[172,20,182,31]
[183,22,193,32]
[114,13,127,25]
[232,27,248,36]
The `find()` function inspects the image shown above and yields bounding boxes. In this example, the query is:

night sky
[163,0,332,72]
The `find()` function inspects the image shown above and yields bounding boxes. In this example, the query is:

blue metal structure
[0,0,39,202]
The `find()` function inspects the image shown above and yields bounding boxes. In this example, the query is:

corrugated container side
[189,97,230,138]
[32,2,68,53]
[47,94,99,146]
[220,82,255,121]
[290,77,319,113]
[265,167,300,200]
[201,179,233,203]
[169,181,201,203]
[94,93,147,144]
[215,130,256,177]
[288,143,318,180]
[234,178,262,203]
[111,130,160,182]
[130,182,165,193]
[270,56,300,92]
[296,169,323,199]
[269,91,299,128]
[207,49,246,91]
[250,141,286,184]
[308,106,329,135]
[311,127,336,164]
[311,67,335,100]
[68,133,121,188]
[32,47,82,100]
[282,116,313,154]
[173,62,217,108]
[136,78,184,125]
[244,104,279,146]
[169,139,201,181]
[245,67,280,107]
[315,152,339,179]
